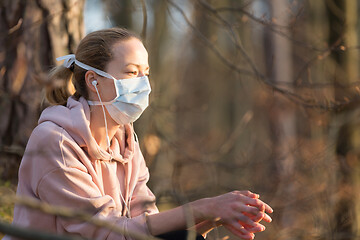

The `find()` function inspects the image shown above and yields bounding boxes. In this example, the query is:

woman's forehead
[111,38,148,66]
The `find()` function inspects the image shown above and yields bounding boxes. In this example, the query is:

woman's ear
[85,70,98,93]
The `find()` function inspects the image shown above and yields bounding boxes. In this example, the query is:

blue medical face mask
[57,54,151,125]
[88,76,151,125]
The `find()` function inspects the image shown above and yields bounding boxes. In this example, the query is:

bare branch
[0,144,25,157]
[212,4,325,52]
[0,220,89,240]
[166,0,359,112]
[0,194,160,240]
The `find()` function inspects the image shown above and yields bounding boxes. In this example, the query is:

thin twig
[166,0,358,112]
[0,194,160,240]
[0,220,89,240]
[212,6,325,52]
[0,144,25,157]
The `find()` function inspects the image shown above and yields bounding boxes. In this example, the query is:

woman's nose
[137,71,146,77]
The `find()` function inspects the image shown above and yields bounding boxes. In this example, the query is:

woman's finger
[244,211,264,223]
[236,204,261,217]
[244,197,273,214]
[234,212,260,228]
[223,222,255,240]
[234,190,273,214]
[244,209,272,224]
[241,221,266,233]
[262,212,272,223]
[263,202,273,214]
[238,190,259,199]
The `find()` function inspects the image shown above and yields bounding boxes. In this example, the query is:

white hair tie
[56,54,76,68]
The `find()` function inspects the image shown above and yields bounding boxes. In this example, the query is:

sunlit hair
[46,27,141,105]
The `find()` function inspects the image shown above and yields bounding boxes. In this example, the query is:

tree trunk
[326,0,360,239]
[0,0,84,182]
[266,0,296,235]
[333,1,360,239]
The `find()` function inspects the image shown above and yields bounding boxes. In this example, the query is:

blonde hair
[46,28,140,105]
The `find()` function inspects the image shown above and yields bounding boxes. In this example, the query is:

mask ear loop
[131,122,139,143]
[92,81,111,150]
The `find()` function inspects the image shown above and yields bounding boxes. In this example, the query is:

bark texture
[0,0,84,181]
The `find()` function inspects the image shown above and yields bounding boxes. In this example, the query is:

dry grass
[0,181,16,239]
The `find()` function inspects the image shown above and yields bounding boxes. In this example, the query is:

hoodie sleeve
[34,127,153,240]
[129,143,159,217]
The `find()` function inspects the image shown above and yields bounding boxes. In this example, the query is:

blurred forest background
[1,0,360,239]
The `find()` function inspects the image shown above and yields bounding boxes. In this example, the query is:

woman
[4,28,272,240]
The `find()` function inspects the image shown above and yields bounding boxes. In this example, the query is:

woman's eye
[127,71,138,75]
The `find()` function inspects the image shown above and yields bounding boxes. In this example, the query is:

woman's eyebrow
[125,63,150,70]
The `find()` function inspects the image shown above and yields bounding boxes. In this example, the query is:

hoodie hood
[38,96,134,163]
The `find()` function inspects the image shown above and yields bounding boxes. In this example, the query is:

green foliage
[0,181,15,238]
[0,180,15,223]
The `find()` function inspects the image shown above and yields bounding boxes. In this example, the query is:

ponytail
[46,65,76,105]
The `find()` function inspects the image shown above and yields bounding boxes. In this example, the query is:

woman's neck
[89,106,119,151]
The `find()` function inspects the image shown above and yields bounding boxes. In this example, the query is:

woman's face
[89,37,150,102]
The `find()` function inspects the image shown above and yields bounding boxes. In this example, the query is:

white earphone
[90,79,111,153]
[90,78,131,217]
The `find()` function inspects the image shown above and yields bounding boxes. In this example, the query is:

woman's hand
[193,190,273,239]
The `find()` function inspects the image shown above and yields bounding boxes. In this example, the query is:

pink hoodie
[3,97,159,240]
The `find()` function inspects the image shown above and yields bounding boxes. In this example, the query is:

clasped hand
[207,190,273,240]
